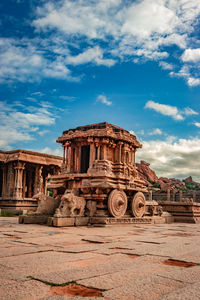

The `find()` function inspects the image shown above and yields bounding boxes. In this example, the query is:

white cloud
[39,147,62,156]
[187,77,200,87]
[182,48,200,62]
[121,1,179,38]
[32,1,200,73]
[145,100,184,120]
[33,0,122,39]
[59,95,76,102]
[0,38,74,83]
[159,61,174,70]
[170,65,200,87]
[96,94,112,106]
[193,122,200,128]
[183,107,198,116]
[66,46,115,67]
[1,0,200,84]
[0,100,58,149]
[136,136,200,181]
[149,128,162,136]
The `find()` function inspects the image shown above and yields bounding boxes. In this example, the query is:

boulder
[136,160,158,183]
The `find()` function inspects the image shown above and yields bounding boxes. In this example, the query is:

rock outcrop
[136,160,200,191]
[136,160,158,184]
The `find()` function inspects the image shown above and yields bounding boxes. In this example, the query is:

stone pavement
[0,217,200,300]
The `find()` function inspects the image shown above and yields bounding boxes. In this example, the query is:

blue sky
[1,0,200,180]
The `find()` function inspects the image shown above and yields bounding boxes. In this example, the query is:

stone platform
[19,215,166,227]
[158,201,200,223]
[19,215,49,224]
[90,216,165,225]
[1,216,200,300]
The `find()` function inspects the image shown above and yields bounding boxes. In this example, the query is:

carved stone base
[151,216,166,224]
[158,201,200,223]
[90,217,154,225]
[19,215,48,224]
[53,217,75,227]
[0,198,38,212]
[162,212,174,224]
[51,216,90,227]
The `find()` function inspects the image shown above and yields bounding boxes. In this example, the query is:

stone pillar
[179,190,182,202]
[75,146,80,172]
[27,170,33,198]
[44,174,48,196]
[13,161,25,200]
[172,190,176,202]
[133,149,136,165]
[67,146,71,172]
[89,144,95,167]
[63,145,66,165]
[102,144,107,160]
[7,162,15,198]
[121,148,125,163]
[97,146,100,160]
[34,165,43,195]
[149,190,152,201]
[2,165,7,198]
[167,189,170,201]
[118,142,122,163]
[95,143,100,160]
[72,147,75,172]
[22,168,26,198]
[128,151,131,164]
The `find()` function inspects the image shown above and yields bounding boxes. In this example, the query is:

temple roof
[57,122,142,148]
[0,149,62,165]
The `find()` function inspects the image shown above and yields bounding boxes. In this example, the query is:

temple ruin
[0,150,62,212]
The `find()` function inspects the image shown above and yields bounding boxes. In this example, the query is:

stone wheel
[108,189,127,218]
[131,192,146,218]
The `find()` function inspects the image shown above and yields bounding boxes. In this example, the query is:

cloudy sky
[1,0,200,180]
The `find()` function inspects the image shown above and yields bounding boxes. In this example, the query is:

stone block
[19,215,48,224]
[75,217,89,226]
[18,215,24,224]
[151,216,166,224]
[52,217,75,227]
[47,217,53,226]
[162,211,174,223]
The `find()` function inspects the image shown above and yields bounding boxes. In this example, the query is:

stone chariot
[46,122,158,226]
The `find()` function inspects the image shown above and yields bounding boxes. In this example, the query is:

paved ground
[0,217,200,300]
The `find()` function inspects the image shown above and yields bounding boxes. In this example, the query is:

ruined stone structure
[0,150,62,212]
[151,189,200,223]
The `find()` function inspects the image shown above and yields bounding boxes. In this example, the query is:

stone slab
[151,216,166,224]
[53,217,75,227]
[1,218,200,300]
[157,282,200,300]
[103,274,184,300]
[0,278,49,300]
[75,217,89,226]
[19,215,49,224]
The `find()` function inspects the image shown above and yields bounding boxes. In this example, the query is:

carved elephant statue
[28,193,61,216]
[55,192,86,217]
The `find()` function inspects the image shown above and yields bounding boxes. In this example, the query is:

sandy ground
[0,217,200,300]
